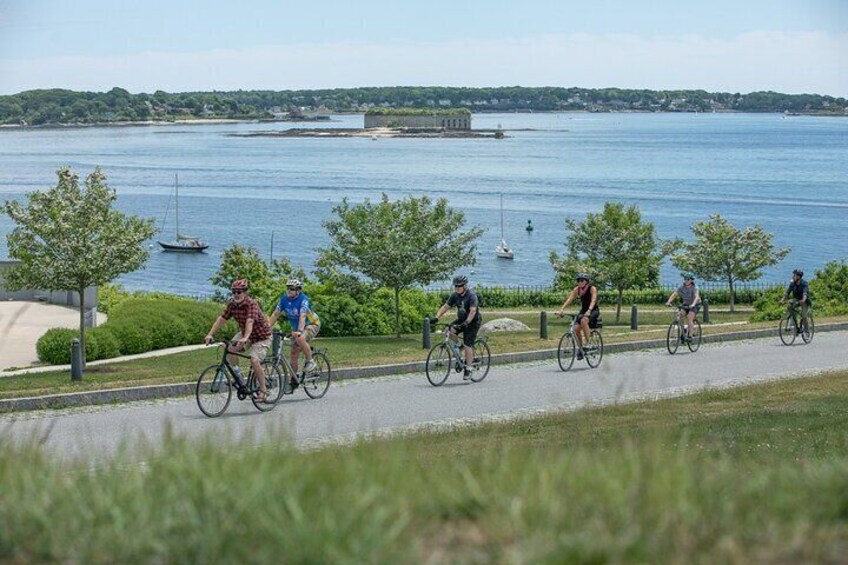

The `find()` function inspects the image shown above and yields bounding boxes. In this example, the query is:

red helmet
[231,279,249,291]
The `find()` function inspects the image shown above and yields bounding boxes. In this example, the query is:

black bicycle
[425,323,491,386]
[195,340,284,417]
[556,312,603,371]
[779,300,814,346]
[666,305,702,354]
[267,330,332,399]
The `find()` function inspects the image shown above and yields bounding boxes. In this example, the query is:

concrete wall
[0,261,99,327]
[364,114,471,130]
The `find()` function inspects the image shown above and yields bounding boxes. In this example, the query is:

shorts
[681,304,701,315]
[231,333,270,360]
[577,309,601,329]
[450,319,481,347]
[292,325,320,348]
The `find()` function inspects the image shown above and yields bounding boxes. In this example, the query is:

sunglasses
[454,284,466,289]
[286,286,298,291]
[232,290,245,295]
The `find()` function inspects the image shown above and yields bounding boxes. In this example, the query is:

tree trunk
[394,287,401,339]
[728,277,735,313]
[616,289,623,323]
[78,286,87,368]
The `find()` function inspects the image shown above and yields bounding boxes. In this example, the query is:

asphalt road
[3,332,847,463]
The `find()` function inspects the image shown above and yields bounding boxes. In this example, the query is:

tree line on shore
[1,86,845,126]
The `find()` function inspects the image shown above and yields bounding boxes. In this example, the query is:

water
[0,112,846,296]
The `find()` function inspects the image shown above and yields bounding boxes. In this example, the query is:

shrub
[810,260,848,316]
[35,327,122,364]
[750,287,785,322]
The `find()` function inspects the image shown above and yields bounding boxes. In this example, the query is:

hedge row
[36,298,235,365]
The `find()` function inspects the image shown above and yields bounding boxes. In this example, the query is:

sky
[0,0,845,96]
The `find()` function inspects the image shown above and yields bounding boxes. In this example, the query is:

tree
[210,244,306,311]
[669,214,790,312]
[3,167,156,364]
[318,194,483,337]
[550,202,663,322]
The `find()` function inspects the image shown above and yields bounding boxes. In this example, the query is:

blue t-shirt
[275,293,320,330]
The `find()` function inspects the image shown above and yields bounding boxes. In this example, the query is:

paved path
[2,332,846,463]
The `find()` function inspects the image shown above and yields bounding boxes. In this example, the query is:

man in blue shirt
[781,268,811,326]
[267,278,321,392]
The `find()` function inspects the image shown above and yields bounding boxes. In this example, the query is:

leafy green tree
[210,244,307,313]
[3,167,156,364]
[318,194,483,337]
[669,214,790,312]
[550,202,663,322]
[809,260,848,316]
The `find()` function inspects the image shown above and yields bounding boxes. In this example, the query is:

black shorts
[577,309,600,329]
[682,304,701,315]
[451,319,481,347]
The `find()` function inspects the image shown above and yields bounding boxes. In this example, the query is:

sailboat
[157,174,208,252]
[495,193,514,260]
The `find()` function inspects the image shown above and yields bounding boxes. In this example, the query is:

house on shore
[364,107,471,130]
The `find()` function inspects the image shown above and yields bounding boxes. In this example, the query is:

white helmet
[286,278,302,289]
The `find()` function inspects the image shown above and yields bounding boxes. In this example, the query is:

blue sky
[0,0,845,95]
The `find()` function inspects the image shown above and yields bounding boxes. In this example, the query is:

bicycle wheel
[426,343,451,386]
[801,312,815,344]
[687,320,702,352]
[248,360,284,411]
[666,322,681,354]
[196,364,232,418]
[557,332,576,372]
[585,330,604,368]
[779,313,796,346]
[469,339,491,383]
[303,351,332,399]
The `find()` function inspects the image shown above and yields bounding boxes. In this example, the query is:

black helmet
[575,272,590,282]
[792,268,803,278]
[452,275,468,287]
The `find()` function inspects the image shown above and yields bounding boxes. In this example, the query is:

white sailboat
[495,193,514,259]
[157,173,208,252]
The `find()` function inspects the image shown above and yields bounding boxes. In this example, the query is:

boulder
[481,317,531,332]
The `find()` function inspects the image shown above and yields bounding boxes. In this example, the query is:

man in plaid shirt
[204,279,272,401]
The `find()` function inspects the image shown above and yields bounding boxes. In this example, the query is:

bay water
[0,112,845,296]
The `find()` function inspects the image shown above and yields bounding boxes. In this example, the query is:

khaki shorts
[231,333,270,360]
[292,325,320,348]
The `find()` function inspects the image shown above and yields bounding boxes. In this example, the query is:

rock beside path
[481,318,531,332]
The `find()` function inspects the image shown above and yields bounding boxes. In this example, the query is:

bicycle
[666,305,702,354]
[779,300,814,346]
[425,323,491,386]
[556,312,603,371]
[266,329,332,399]
[195,340,284,417]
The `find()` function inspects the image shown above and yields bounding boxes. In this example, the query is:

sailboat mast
[175,173,180,239]
[500,193,504,240]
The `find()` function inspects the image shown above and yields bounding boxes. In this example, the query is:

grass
[2,311,845,401]
[1,371,847,562]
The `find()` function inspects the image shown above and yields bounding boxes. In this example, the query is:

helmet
[286,278,303,289]
[575,272,590,282]
[231,279,249,291]
[792,268,803,278]
[452,275,468,287]
[682,272,695,280]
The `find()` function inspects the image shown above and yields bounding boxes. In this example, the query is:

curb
[2,322,846,413]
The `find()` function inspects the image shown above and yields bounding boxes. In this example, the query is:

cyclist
[780,268,811,327]
[557,272,599,360]
[434,274,482,380]
[267,278,320,393]
[665,272,701,341]
[204,279,272,401]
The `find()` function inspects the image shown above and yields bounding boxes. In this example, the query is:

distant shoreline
[229,127,507,139]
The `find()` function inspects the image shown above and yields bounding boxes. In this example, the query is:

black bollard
[423,317,431,349]
[272,328,282,358]
[540,311,548,339]
[630,304,638,330]
[71,338,83,381]
[702,298,710,323]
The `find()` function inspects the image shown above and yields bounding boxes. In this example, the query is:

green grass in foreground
[2,313,845,400]
[1,372,847,562]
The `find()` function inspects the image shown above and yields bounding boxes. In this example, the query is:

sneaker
[304,360,317,373]
[576,350,584,361]
[284,380,299,395]
[463,369,472,380]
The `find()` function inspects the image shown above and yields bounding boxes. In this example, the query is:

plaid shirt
[222,297,272,343]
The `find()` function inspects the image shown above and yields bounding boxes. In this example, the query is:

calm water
[0,113,846,295]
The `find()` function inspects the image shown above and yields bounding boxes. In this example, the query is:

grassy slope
[1,371,846,562]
